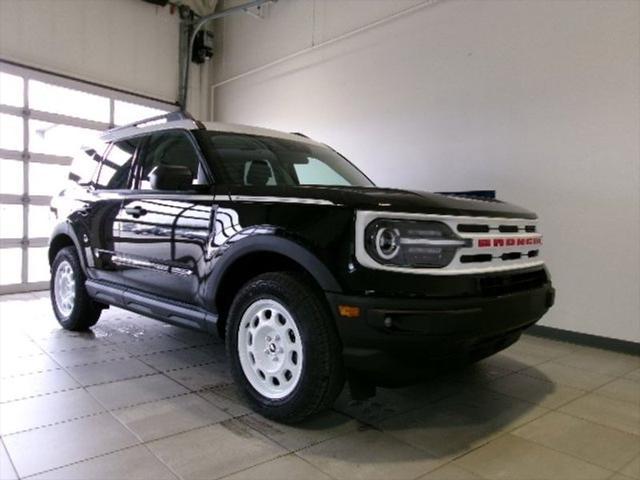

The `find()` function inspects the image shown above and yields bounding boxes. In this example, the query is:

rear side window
[67,139,108,189]
[95,138,140,190]
[136,131,207,190]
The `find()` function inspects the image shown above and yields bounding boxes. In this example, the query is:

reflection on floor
[0,291,638,480]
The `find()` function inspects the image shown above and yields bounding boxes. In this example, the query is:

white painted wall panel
[212,0,640,342]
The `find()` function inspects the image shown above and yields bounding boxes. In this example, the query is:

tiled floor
[0,292,638,480]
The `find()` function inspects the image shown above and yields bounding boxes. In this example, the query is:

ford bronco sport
[49,112,555,422]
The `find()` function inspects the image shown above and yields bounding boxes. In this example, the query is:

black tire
[226,272,344,423]
[50,246,102,331]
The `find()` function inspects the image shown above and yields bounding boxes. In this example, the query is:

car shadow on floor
[289,357,554,461]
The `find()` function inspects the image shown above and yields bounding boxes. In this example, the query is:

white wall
[211,0,640,342]
[0,0,208,113]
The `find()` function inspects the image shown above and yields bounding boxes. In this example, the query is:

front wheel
[50,246,102,331]
[226,272,344,423]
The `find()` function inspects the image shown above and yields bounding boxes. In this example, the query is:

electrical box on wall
[192,31,214,64]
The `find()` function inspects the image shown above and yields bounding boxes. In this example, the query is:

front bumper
[326,282,555,384]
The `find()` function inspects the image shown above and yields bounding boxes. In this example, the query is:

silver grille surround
[355,210,544,275]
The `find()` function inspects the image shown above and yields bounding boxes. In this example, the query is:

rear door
[114,129,216,302]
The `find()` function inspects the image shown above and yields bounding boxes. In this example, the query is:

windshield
[194,131,374,187]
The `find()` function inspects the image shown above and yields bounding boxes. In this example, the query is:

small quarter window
[67,139,108,189]
[96,138,140,190]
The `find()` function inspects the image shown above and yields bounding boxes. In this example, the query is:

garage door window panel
[0,248,22,285]
[0,159,23,195]
[29,80,110,123]
[0,204,23,239]
[0,72,24,108]
[0,114,23,151]
[29,120,100,157]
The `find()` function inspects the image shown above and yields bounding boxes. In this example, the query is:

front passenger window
[138,131,207,190]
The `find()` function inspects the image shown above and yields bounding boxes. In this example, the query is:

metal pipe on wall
[178,0,275,110]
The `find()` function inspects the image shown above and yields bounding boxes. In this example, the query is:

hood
[224,185,537,219]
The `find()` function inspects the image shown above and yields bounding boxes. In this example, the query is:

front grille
[458,224,490,233]
[450,217,543,270]
[457,223,536,234]
[479,269,548,296]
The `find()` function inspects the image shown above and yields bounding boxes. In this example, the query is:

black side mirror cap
[149,165,193,190]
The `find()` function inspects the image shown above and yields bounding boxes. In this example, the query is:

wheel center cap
[268,343,277,353]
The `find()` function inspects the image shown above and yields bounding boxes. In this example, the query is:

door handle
[125,206,147,218]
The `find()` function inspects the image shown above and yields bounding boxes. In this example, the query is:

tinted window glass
[96,138,139,189]
[137,131,206,190]
[294,157,351,186]
[194,131,374,187]
[68,139,108,189]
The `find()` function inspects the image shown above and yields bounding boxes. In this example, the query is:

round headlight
[364,218,465,268]
[375,227,400,259]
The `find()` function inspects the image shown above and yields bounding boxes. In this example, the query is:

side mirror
[149,165,193,190]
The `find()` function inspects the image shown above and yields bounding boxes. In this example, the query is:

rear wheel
[227,272,344,423]
[50,247,102,331]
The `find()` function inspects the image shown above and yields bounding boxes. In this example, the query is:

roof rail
[290,132,310,138]
[106,110,196,134]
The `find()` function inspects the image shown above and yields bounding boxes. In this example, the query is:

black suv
[49,112,554,422]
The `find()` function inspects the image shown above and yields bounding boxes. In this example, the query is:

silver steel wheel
[237,299,303,399]
[54,260,75,317]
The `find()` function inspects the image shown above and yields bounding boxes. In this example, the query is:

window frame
[130,129,214,192]
[94,136,144,192]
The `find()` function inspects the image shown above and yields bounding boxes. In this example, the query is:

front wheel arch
[205,236,343,334]
[212,250,332,338]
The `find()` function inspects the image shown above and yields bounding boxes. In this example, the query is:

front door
[114,130,216,302]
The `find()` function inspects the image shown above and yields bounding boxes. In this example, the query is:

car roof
[99,115,321,146]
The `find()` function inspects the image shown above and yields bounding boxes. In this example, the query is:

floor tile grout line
[0,381,238,438]
[1,349,227,405]
[14,394,243,478]
[0,385,84,405]
[0,436,20,480]
[417,406,620,478]
[509,420,638,473]
[13,334,226,480]
[1,366,64,380]
[136,442,183,480]
[18,443,145,480]
[586,375,640,406]
[481,371,640,438]
[236,413,366,456]
[557,402,640,438]
[616,453,640,475]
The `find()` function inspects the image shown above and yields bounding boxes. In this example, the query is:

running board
[85,279,217,333]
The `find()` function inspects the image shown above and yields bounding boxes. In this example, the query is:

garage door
[0,62,175,294]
